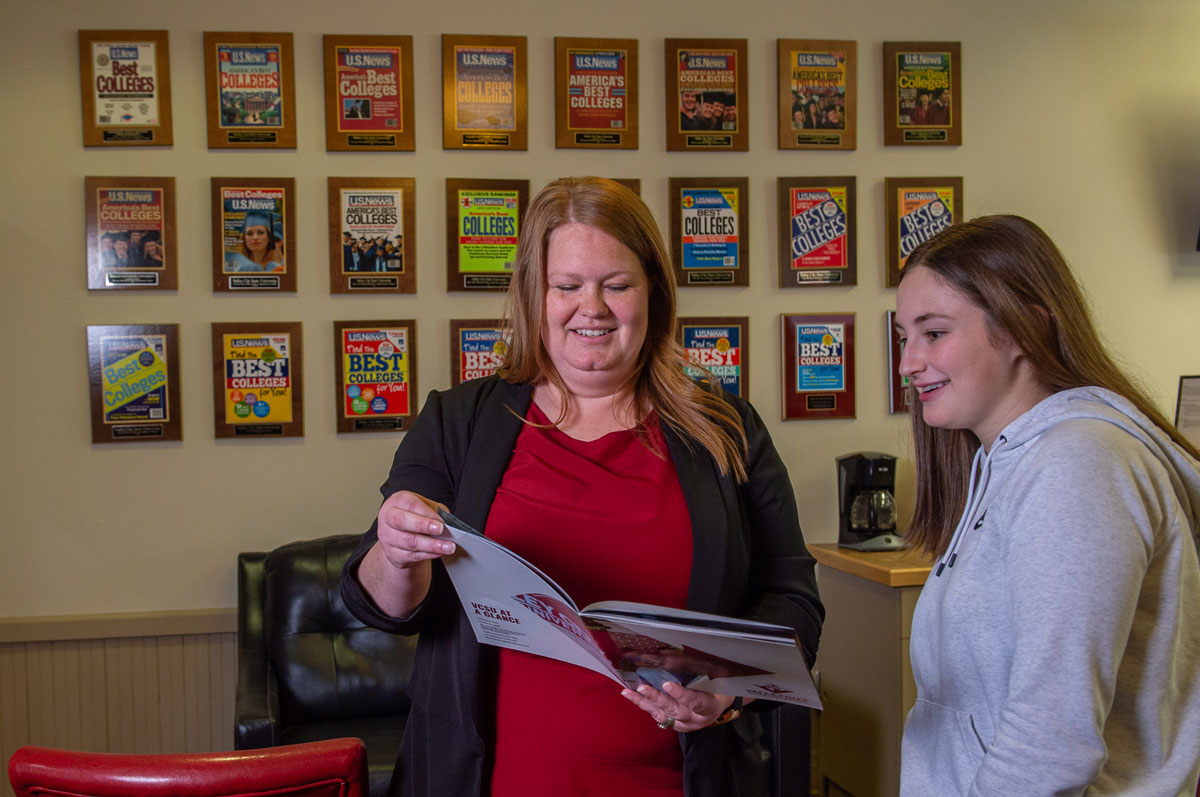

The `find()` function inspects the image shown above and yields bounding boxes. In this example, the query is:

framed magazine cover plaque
[611,178,641,195]
[781,313,855,421]
[87,324,182,443]
[211,322,303,439]
[442,34,527,150]
[446,178,529,291]
[666,39,748,151]
[777,39,855,150]
[883,41,961,146]
[555,37,638,149]
[450,319,508,387]
[78,30,173,147]
[203,31,296,149]
[211,177,296,293]
[333,320,418,433]
[884,176,963,287]
[887,310,910,414]
[323,35,415,152]
[777,176,856,288]
[679,316,749,399]
[1176,375,1200,450]
[85,176,177,291]
[669,177,750,287]
[328,177,416,294]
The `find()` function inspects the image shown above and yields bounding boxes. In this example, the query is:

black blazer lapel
[662,420,735,616]
[453,381,533,533]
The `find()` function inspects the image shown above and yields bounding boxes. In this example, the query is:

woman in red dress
[343,177,823,797]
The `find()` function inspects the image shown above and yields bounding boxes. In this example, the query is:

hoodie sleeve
[968,418,1164,795]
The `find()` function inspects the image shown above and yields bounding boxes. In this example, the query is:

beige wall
[2,0,1198,619]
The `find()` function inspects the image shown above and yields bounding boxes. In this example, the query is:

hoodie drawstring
[936,435,1005,576]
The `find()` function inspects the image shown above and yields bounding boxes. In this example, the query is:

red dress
[487,402,693,797]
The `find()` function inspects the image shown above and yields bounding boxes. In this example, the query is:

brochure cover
[437,508,821,708]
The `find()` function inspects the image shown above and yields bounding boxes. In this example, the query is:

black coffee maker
[836,452,904,551]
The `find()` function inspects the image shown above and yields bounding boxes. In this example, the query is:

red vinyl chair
[8,737,368,797]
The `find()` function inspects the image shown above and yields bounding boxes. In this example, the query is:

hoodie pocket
[902,698,988,794]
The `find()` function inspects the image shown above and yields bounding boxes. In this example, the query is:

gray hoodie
[900,386,1200,796]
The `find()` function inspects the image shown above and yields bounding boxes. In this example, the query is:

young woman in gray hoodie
[893,215,1200,795]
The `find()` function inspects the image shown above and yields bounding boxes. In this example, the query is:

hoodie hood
[1000,386,1200,536]
[936,386,1200,575]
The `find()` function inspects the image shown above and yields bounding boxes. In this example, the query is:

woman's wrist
[708,696,743,727]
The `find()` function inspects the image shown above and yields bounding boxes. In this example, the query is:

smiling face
[895,265,1049,449]
[541,222,649,398]
[244,225,270,255]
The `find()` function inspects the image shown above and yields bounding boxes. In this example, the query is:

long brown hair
[900,214,1200,555]
[496,176,748,480]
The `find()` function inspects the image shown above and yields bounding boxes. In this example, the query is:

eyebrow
[893,311,954,332]
[547,268,640,281]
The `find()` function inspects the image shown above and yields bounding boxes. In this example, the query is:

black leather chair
[235,534,417,797]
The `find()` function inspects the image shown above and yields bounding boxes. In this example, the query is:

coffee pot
[836,452,904,551]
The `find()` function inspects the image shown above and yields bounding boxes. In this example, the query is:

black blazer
[342,377,823,796]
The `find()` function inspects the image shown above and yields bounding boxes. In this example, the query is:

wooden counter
[809,543,934,588]
[810,543,934,797]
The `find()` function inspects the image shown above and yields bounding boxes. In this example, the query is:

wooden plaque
[678,316,749,398]
[203,31,296,149]
[782,313,856,420]
[1176,375,1200,450]
[669,177,750,287]
[777,176,857,288]
[665,39,748,151]
[445,178,529,291]
[323,35,415,152]
[611,178,641,195]
[883,41,961,146]
[777,39,855,150]
[87,324,182,443]
[450,319,508,387]
[78,30,173,147]
[886,310,911,415]
[333,320,418,434]
[211,177,297,293]
[211,322,303,439]
[554,37,638,149]
[85,176,177,291]
[328,177,416,294]
[884,176,963,287]
[442,34,527,150]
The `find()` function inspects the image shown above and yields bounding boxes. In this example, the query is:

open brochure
[436,508,821,709]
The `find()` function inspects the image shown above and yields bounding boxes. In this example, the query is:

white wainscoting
[0,611,236,797]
